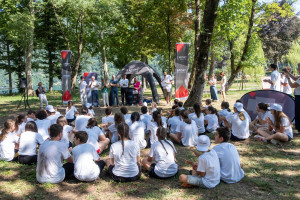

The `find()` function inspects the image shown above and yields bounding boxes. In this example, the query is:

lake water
[0,85,62,94]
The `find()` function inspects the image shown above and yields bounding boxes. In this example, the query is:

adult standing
[120,75,129,106]
[208,74,219,102]
[101,78,109,107]
[110,75,119,107]
[133,77,141,105]
[37,82,48,109]
[161,71,173,106]
[220,72,227,102]
[263,64,281,91]
[89,76,100,107]
[285,63,300,134]
[78,76,87,106]
[281,67,292,95]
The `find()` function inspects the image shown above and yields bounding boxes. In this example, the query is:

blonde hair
[238,111,245,121]
[0,119,15,142]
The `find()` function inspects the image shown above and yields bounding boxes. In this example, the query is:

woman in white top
[209,74,219,101]
[65,101,79,123]
[18,121,44,165]
[129,112,146,149]
[107,113,125,143]
[221,102,250,141]
[85,118,110,154]
[256,104,293,143]
[189,103,205,135]
[170,110,198,147]
[57,116,74,149]
[250,103,272,133]
[105,123,141,182]
[204,106,219,133]
[220,72,227,101]
[142,127,178,178]
[0,119,18,162]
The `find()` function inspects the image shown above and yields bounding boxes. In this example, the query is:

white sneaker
[254,135,267,143]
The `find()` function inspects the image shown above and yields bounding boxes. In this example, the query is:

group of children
[0,98,294,188]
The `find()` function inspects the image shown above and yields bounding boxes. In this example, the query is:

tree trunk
[208,49,215,79]
[184,0,220,107]
[48,48,54,92]
[25,0,35,96]
[188,0,201,90]
[100,31,108,81]
[6,40,12,95]
[71,15,85,91]
[225,0,257,92]
[166,13,172,73]
[229,39,235,74]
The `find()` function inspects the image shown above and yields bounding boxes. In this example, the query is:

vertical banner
[83,72,98,104]
[175,43,190,100]
[61,50,72,104]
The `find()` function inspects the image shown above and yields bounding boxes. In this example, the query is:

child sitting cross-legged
[72,131,105,182]
[179,135,220,188]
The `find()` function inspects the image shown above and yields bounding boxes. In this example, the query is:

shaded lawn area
[1,84,300,200]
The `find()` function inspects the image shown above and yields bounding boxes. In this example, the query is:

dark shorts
[230,133,246,141]
[149,163,177,179]
[108,163,141,182]
[18,155,37,165]
[180,140,184,146]
[288,135,292,142]
[67,116,76,123]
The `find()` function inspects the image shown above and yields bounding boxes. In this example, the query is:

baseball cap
[270,104,282,112]
[45,105,55,113]
[234,102,244,112]
[197,135,210,152]
[143,102,147,107]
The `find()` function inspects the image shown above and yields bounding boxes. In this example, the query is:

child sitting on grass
[212,127,244,183]
[205,99,212,108]
[178,101,184,110]
[0,119,19,162]
[179,135,220,188]
[204,106,219,133]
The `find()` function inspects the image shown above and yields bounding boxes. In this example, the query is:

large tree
[184,0,220,107]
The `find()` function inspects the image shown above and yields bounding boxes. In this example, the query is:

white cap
[197,135,210,152]
[45,105,55,113]
[270,104,282,112]
[86,103,92,108]
[234,102,244,112]
[143,102,147,107]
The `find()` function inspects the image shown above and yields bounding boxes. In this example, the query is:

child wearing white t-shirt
[0,119,18,162]
[250,102,271,133]
[18,121,44,165]
[168,108,181,134]
[35,110,52,141]
[142,127,178,178]
[204,106,219,133]
[129,112,146,149]
[27,110,36,122]
[213,127,244,183]
[15,115,26,136]
[105,123,141,182]
[57,116,74,149]
[72,131,105,182]
[189,103,205,135]
[140,106,152,126]
[101,107,114,127]
[179,135,220,188]
[85,118,110,154]
[36,124,74,184]
[85,103,95,117]
[120,107,132,125]
[107,113,125,143]
[75,107,91,131]
[65,101,79,123]
[146,111,165,147]
[217,102,232,127]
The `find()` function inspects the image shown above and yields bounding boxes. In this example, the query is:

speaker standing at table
[120,75,129,105]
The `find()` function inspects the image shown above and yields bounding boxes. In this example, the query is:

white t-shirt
[197,149,220,188]
[65,106,78,120]
[161,75,173,91]
[26,118,35,123]
[35,119,52,141]
[188,113,205,134]
[90,80,99,91]
[294,77,300,95]
[108,124,118,143]
[149,140,178,178]
[175,120,198,147]
[18,131,44,156]
[129,121,146,149]
[168,116,181,134]
[270,70,281,91]
[36,140,71,184]
[109,140,140,177]
[17,122,26,135]
[79,81,87,92]
[255,111,272,127]
[85,126,104,150]
[282,77,292,94]
[102,116,114,125]
[244,111,251,122]
[209,78,217,86]
[212,143,244,183]
[119,79,129,88]
[204,114,219,133]
[47,115,58,125]
[221,76,227,90]
[140,114,152,125]
[147,122,161,145]
[271,116,293,138]
[218,109,233,126]
[0,132,19,161]
[227,113,250,139]
[88,109,95,117]
[72,143,100,181]
[124,114,132,125]
[75,115,91,131]
[61,125,73,148]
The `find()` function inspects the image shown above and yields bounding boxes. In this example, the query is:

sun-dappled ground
[0,83,300,200]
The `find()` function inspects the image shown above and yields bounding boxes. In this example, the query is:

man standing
[110,75,119,106]
[89,76,100,107]
[263,64,281,91]
[78,76,87,106]
[281,67,292,95]
[119,74,129,105]
[161,71,173,105]
[37,82,48,109]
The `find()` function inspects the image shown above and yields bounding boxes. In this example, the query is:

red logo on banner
[175,85,189,98]
[63,90,72,101]
[176,44,185,52]
[84,72,89,77]
[61,51,68,59]
[249,92,256,98]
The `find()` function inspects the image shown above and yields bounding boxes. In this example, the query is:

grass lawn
[0,82,299,200]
